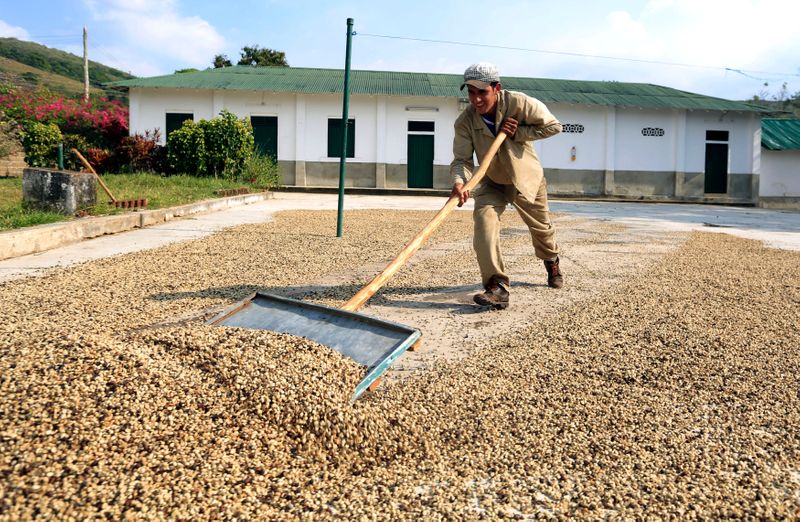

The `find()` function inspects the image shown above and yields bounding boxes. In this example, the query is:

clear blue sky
[2,0,798,101]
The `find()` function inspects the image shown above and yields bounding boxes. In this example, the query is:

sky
[1,0,799,101]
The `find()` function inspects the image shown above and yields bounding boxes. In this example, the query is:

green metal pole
[336,18,354,238]
[57,143,64,170]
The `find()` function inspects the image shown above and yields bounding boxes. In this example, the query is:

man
[450,62,563,310]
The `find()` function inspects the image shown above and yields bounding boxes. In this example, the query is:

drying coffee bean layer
[1,210,797,519]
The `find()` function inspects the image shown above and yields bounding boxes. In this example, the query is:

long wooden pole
[341,131,507,312]
[71,148,117,203]
[83,27,89,103]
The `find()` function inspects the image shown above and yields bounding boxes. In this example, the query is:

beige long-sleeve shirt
[450,89,561,202]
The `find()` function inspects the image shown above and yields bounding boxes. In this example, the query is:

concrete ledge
[137,192,272,227]
[0,191,274,261]
[758,197,800,210]
[275,186,755,207]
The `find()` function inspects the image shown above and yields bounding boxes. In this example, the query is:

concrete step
[0,191,273,261]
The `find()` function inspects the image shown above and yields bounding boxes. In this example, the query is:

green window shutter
[251,116,278,159]
[327,118,355,158]
[165,113,193,139]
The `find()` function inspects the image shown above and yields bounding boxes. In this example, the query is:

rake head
[113,199,148,209]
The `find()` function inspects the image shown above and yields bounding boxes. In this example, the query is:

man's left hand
[501,117,519,138]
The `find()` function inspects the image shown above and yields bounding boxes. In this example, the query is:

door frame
[407,120,435,189]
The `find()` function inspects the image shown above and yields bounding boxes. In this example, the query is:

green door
[704,143,728,193]
[407,134,434,188]
[251,116,278,159]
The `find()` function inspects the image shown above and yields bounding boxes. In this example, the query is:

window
[641,127,665,137]
[562,123,584,133]
[328,118,355,158]
[165,112,193,138]
[408,121,435,132]
[251,116,278,159]
[706,130,729,142]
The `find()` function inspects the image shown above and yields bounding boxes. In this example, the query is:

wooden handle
[72,148,117,203]
[341,131,508,312]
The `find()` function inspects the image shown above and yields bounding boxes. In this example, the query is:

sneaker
[473,281,510,310]
[544,257,564,289]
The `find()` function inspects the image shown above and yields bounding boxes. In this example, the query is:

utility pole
[336,18,354,238]
[83,26,89,103]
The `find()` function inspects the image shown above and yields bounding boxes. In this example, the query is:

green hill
[0,37,135,97]
[0,56,107,97]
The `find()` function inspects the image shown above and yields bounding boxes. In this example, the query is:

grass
[0,178,64,229]
[0,173,262,231]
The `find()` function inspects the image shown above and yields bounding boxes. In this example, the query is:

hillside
[0,37,134,85]
[0,56,106,97]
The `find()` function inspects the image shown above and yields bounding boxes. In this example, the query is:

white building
[759,118,800,209]
[114,66,772,205]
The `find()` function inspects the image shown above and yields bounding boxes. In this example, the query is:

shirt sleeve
[450,114,475,185]
[512,95,562,142]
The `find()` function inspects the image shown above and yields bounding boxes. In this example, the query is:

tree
[748,82,800,117]
[213,54,232,68]
[237,45,288,67]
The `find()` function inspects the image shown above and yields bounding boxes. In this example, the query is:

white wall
[543,104,608,170]
[128,87,761,179]
[130,88,462,165]
[130,88,214,142]
[685,111,757,174]
[384,96,459,166]
[613,109,677,171]
[217,90,297,160]
[760,150,800,197]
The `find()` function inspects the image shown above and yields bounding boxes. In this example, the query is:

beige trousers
[473,178,559,288]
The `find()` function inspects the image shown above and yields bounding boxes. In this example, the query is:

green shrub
[167,120,205,175]
[115,129,164,173]
[198,110,254,179]
[166,110,254,179]
[241,153,281,189]
[21,121,62,167]
[85,147,113,173]
[62,133,90,171]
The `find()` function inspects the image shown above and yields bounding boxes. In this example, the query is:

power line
[27,36,83,44]
[28,35,82,40]
[356,32,800,80]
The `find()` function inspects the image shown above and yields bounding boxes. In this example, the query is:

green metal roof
[110,65,766,112]
[761,118,800,150]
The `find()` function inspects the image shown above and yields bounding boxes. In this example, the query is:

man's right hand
[451,183,470,207]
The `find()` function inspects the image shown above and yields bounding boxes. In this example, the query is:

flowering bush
[0,84,128,151]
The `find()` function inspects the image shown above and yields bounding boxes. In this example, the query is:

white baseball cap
[460,62,500,90]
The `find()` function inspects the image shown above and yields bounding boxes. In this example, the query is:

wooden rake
[72,149,149,209]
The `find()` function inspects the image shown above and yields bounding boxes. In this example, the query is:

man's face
[467,83,501,115]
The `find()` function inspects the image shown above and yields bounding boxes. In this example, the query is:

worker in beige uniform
[451,62,564,310]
